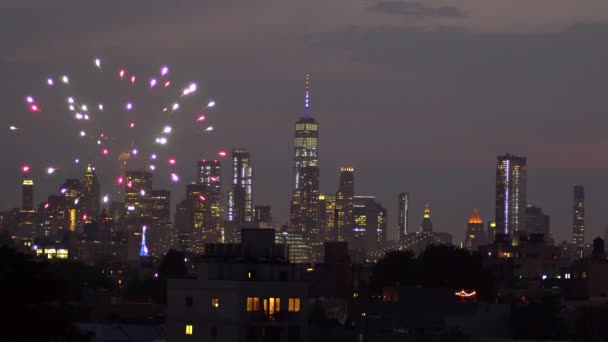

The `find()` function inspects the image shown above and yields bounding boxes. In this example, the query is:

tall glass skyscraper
[124,170,153,232]
[198,160,222,242]
[82,164,100,216]
[335,166,354,243]
[290,73,320,241]
[227,148,253,227]
[398,192,409,241]
[495,154,527,236]
[572,185,585,258]
[22,176,34,211]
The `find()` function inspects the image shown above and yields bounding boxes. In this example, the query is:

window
[288,298,301,312]
[211,298,220,308]
[280,271,288,281]
[210,326,218,338]
[246,297,260,312]
[185,296,193,308]
[247,271,255,280]
[263,297,280,316]
[185,324,193,335]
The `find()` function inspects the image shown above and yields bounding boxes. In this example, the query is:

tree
[370,249,416,294]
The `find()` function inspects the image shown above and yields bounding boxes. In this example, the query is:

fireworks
[19,57,219,197]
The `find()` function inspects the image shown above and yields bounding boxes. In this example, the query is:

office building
[290,73,320,251]
[420,204,433,233]
[335,167,354,244]
[254,205,272,224]
[124,171,153,232]
[227,149,254,236]
[22,176,34,210]
[464,209,485,252]
[525,205,550,240]
[149,189,172,256]
[398,192,409,242]
[81,164,100,216]
[353,196,387,257]
[495,154,527,236]
[198,160,222,242]
[318,194,336,242]
[573,185,585,258]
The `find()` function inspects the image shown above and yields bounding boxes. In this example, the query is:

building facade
[335,167,354,244]
[464,209,485,252]
[495,154,527,236]
[398,192,409,242]
[167,229,308,342]
[573,185,585,258]
[227,148,254,239]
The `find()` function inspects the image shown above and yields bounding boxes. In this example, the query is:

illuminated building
[335,167,354,243]
[290,73,320,256]
[495,154,527,236]
[398,192,409,242]
[318,194,336,241]
[353,196,387,259]
[59,178,84,231]
[22,176,34,210]
[275,228,312,264]
[573,185,585,258]
[35,246,69,259]
[464,209,485,252]
[487,221,497,243]
[254,205,272,224]
[420,204,433,233]
[198,160,222,242]
[81,164,100,216]
[167,229,308,342]
[187,183,207,253]
[227,148,254,237]
[149,189,172,256]
[17,176,36,239]
[124,170,153,232]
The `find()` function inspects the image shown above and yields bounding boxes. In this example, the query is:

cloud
[371,1,463,18]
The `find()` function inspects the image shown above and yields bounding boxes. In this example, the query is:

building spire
[305,73,310,118]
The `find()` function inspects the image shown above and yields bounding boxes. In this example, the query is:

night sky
[2,1,608,243]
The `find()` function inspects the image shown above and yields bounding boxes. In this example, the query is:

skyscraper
[318,194,336,241]
[124,170,153,232]
[572,185,585,258]
[495,154,527,236]
[464,209,485,252]
[420,204,433,233]
[525,205,550,239]
[398,192,409,241]
[82,164,100,216]
[149,189,172,256]
[254,205,272,224]
[353,195,387,254]
[335,166,354,244]
[198,160,222,242]
[290,73,320,245]
[227,149,254,231]
[22,176,34,210]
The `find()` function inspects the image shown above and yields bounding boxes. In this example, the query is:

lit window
[582,272,587,279]
[247,271,254,280]
[211,298,220,308]
[246,297,260,312]
[288,298,301,312]
[185,324,193,335]
[263,297,281,316]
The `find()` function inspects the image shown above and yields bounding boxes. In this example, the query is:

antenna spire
[304,73,310,118]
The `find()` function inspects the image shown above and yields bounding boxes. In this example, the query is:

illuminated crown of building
[423,204,430,219]
[468,209,483,224]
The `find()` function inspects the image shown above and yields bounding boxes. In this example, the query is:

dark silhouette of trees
[370,244,497,301]
[0,246,112,341]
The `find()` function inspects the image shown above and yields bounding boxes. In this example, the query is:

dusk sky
[3,1,608,243]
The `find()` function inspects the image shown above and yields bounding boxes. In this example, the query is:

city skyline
[3,2,608,243]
